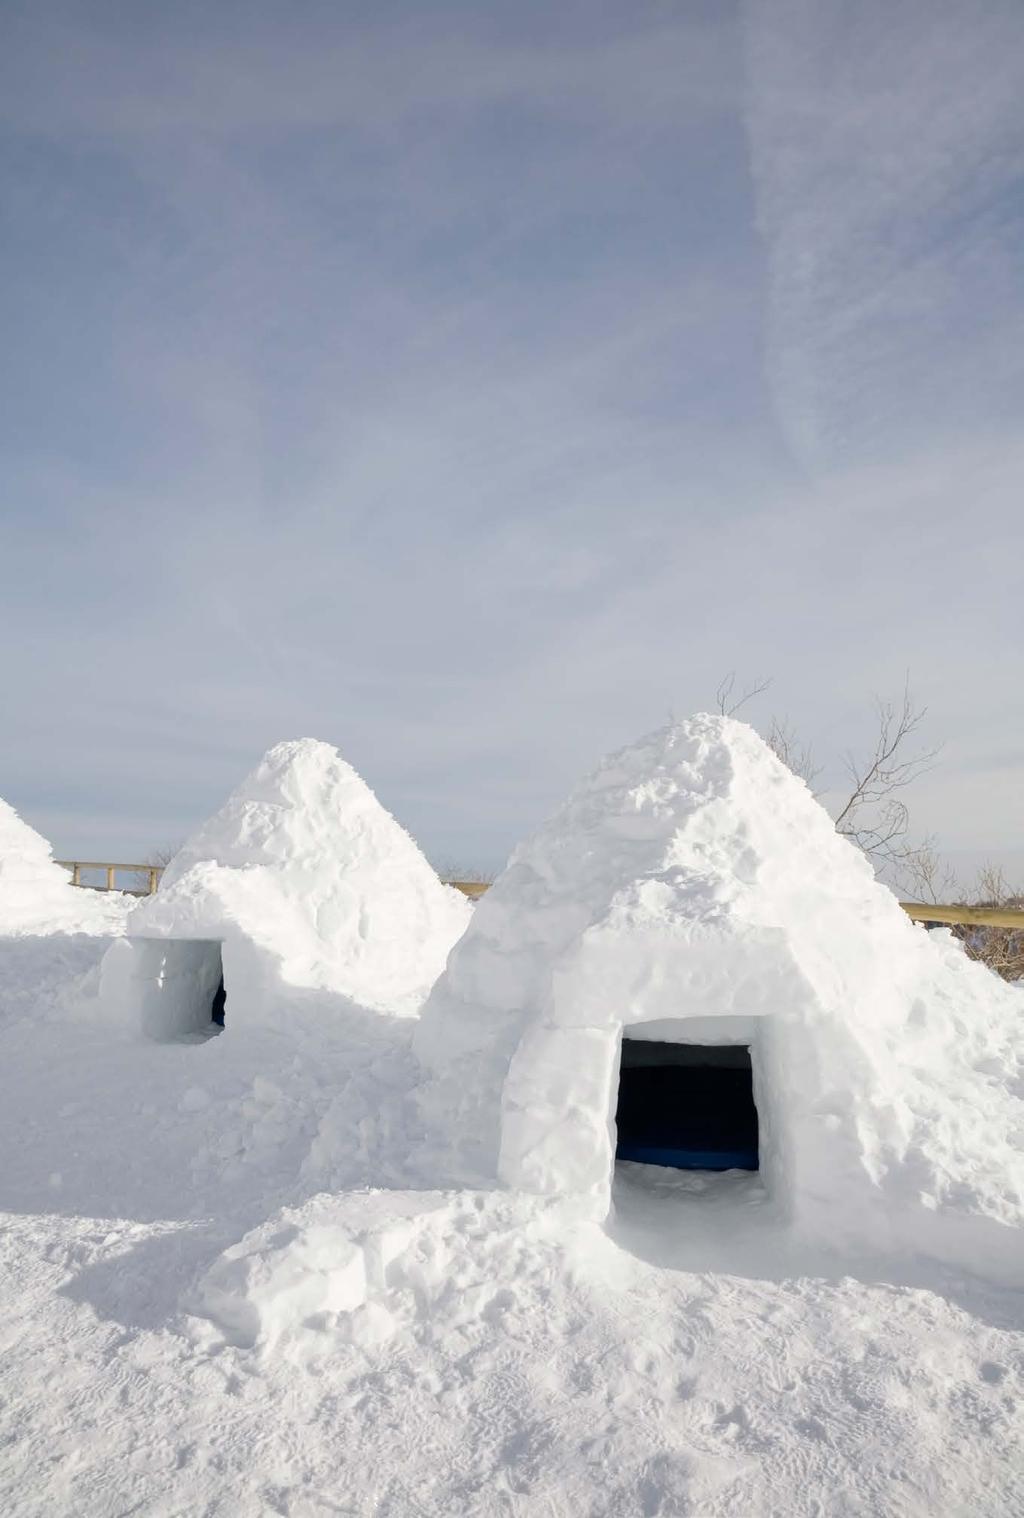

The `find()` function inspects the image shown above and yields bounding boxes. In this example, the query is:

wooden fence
[897,902,1024,930]
[55,862,1024,927]
[56,863,488,901]
[57,861,164,896]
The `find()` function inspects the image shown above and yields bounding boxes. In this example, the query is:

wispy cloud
[0,7,733,138]
[1,2,1021,883]
[742,0,1024,471]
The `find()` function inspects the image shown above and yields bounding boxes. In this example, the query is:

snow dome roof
[415,714,1024,1282]
[123,738,472,1014]
[0,796,125,936]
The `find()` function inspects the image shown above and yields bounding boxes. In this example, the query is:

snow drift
[0,796,127,936]
[415,714,1024,1284]
[195,1190,459,1351]
[100,738,471,1034]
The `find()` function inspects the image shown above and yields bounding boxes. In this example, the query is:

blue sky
[1,0,1022,884]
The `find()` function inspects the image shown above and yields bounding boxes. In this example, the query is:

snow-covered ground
[1,924,1022,1517]
[2,724,1022,1517]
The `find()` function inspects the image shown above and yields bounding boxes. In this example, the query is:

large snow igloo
[99,738,471,1038]
[414,715,1024,1283]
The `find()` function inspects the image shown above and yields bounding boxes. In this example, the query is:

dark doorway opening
[615,1040,758,1171]
[211,976,226,1027]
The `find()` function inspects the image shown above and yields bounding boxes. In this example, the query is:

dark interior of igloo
[211,976,226,1026]
[615,1039,759,1170]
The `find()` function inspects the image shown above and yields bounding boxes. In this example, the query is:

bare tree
[830,681,940,873]
[147,844,182,868]
[899,839,958,906]
[714,672,934,859]
[765,716,822,793]
[714,673,1022,981]
[898,853,1023,981]
[131,842,183,893]
[973,862,1020,909]
[715,671,772,717]
[431,859,497,887]
[957,865,1024,982]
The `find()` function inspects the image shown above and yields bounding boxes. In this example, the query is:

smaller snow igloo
[99,739,471,1039]
[415,716,1024,1283]
[104,937,226,1040]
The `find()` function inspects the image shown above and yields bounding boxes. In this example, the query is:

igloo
[415,715,1024,1282]
[0,796,126,935]
[100,739,471,1038]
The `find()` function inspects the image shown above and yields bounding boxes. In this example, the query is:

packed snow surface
[0,796,129,936]
[416,715,1024,1284]
[2,926,1023,1515]
[100,738,471,1026]
[1,716,1022,1514]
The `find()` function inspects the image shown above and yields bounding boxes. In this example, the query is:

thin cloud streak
[742,0,1024,472]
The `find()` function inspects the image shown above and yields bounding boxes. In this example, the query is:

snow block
[198,1219,369,1349]
[415,714,1024,1284]
[194,1190,454,1350]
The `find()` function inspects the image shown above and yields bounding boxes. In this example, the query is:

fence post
[71,863,81,887]
[106,865,116,891]
[148,867,158,895]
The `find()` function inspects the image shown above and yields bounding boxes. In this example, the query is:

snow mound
[415,714,1024,1284]
[192,1189,566,1353]
[0,796,129,937]
[195,1191,450,1350]
[100,739,471,1030]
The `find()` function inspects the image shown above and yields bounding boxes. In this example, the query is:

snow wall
[100,738,472,1032]
[414,714,1024,1284]
[0,796,127,936]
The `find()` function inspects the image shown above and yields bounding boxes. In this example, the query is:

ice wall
[101,738,471,1027]
[0,797,127,936]
[415,715,1024,1283]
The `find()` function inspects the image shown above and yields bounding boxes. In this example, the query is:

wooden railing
[450,882,1024,926]
[898,902,1024,929]
[57,861,164,896]
[53,866,1024,927]
[57,864,486,900]
[57,865,489,899]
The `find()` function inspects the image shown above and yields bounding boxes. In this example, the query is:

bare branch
[972,862,1015,908]
[832,679,940,867]
[731,678,1020,984]
[765,716,822,793]
[723,678,1021,981]
[431,858,497,886]
[715,672,772,717]
[953,864,1024,983]
[896,838,959,905]
[146,843,183,869]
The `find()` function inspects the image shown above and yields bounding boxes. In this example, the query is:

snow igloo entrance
[128,938,226,1040]
[615,1025,759,1173]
